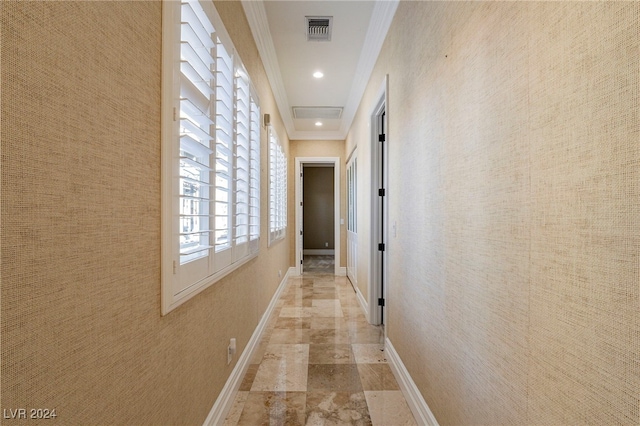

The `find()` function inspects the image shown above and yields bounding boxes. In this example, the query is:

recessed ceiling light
[313,71,324,79]
[315,121,323,126]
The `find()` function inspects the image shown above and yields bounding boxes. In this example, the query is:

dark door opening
[302,164,335,274]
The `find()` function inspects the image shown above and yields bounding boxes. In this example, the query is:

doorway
[295,157,341,276]
[346,151,358,287]
[369,77,388,325]
[302,164,334,274]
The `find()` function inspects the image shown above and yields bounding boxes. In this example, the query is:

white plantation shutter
[213,39,234,271]
[249,96,260,248]
[277,143,287,232]
[269,135,276,237]
[233,66,250,260]
[269,128,287,244]
[162,0,261,314]
[178,1,216,288]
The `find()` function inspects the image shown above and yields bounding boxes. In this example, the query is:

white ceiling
[242,0,399,140]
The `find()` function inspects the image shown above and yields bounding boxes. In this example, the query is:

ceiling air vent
[293,106,343,120]
[306,16,332,42]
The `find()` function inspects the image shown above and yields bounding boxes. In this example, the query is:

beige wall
[289,140,347,269]
[1,1,289,424]
[303,167,335,250]
[348,2,639,425]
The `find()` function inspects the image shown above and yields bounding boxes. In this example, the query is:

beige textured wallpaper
[289,140,347,269]
[348,2,639,425]
[1,1,290,424]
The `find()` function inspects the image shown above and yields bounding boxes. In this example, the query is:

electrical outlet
[278,269,282,278]
[325,242,328,247]
[227,338,236,365]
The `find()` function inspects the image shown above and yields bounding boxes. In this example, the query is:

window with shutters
[161,0,261,314]
[268,127,287,245]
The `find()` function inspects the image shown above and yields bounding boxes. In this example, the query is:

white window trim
[161,0,261,315]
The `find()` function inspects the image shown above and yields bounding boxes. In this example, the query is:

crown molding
[242,0,399,141]
[339,0,399,138]
[241,0,296,137]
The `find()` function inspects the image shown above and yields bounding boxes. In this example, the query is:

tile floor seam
[224,268,417,426]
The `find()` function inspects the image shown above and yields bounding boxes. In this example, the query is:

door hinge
[378,134,385,142]
[173,107,177,122]
[172,260,177,275]
[378,188,386,196]
[300,259,303,265]
[378,298,385,307]
[300,230,303,236]
[300,201,303,206]
[378,243,385,251]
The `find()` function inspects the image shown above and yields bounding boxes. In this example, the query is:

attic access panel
[292,106,343,119]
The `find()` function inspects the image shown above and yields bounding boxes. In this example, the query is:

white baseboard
[335,266,346,276]
[203,269,291,426]
[303,249,335,255]
[385,338,439,426]
[288,266,300,277]
[355,286,369,323]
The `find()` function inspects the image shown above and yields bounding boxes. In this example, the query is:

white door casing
[347,151,358,287]
[295,157,341,276]
[369,75,389,325]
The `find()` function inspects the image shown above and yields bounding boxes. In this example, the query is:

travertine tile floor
[302,255,335,274]
[224,273,417,425]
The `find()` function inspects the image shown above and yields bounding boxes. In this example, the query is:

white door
[347,153,358,286]
[375,110,387,324]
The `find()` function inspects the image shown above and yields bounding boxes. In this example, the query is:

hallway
[223,273,416,425]
[3,1,638,424]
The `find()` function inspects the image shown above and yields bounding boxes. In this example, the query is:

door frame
[295,157,341,276]
[346,149,358,287]
[369,75,389,325]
